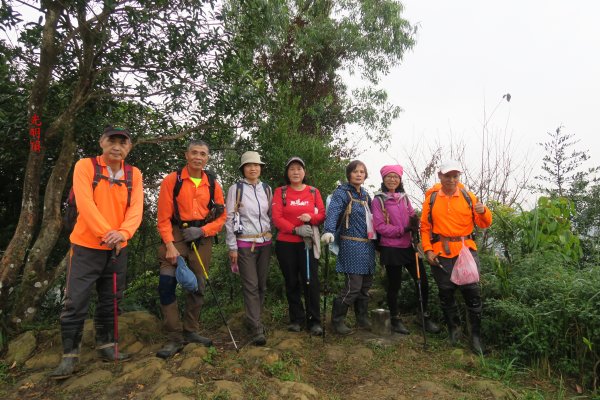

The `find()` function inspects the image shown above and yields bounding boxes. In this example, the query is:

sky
[361,0,600,204]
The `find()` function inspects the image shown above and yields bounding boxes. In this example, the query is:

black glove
[408,215,420,231]
[182,227,204,242]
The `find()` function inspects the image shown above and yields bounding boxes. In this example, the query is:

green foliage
[220,0,416,163]
[536,126,597,197]
[263,351,301,381]
[516,197,582,263]
[203,346,219,365]
[481,253,600,390]
[0,360,11,385]
[477,356,522,383]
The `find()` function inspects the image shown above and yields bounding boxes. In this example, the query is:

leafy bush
[515,197,582,263]
[481,252,600,390]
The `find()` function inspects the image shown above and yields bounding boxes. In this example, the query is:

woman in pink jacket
[372,165,440,335]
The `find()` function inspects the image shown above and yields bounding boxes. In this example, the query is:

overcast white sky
[362,0,600,201]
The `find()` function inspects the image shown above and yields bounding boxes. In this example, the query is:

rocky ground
[0,310,576,399]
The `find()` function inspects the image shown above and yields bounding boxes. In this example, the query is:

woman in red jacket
[272,157,326,335]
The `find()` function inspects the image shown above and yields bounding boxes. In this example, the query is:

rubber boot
[49,320,84,380]
[391,316,410,335]
[415,310,441,334]
[443,307,462,346]
[469,311,485,355]
[354,298,372,330]
[251,326,267,346]
[331,298,353,335]
[462,286,484,354]
[183,331,213,347]
[156,341,184,359]
[95,318,130,362]
[157,302,185,359]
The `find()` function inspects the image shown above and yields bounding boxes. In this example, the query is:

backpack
[63,157,133,235]
[171,168,217,226]
[234,181,273,214]
[372,192,411,250]
[335,189,371,232]
[281,185,317,207]
[428,187,476,242]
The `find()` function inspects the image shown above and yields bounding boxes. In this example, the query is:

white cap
[439,160,462,174]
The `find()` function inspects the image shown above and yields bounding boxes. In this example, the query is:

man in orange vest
[156,140,226,358]
[420,160,492,354]
[51,126,144,379]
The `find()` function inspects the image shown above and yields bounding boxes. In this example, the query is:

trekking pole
[189,239,239,352]
[305,241,311,337]
[322,244,330,343]
[412,233,427,350]
[111,248,120,364]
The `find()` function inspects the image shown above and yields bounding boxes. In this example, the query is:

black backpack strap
[460,188,476,231]
[90,157,103,190]
[205,170,216,210]
[172,167,184,224]
[262,182,272,204]
[428,191,438,227]
[282,185,288,206]
[235,181,244,212]
[124,163,133,207]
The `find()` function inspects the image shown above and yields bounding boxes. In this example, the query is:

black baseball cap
[102,125,131,140]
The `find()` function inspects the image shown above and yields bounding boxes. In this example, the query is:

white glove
[321,232,334,244]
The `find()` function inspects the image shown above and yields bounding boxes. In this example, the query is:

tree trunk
[11,124,77,324]
[0,3,63,315]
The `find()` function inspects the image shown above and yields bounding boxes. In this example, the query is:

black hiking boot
[391,316,410,335]
[310,323,324,336]
[469,312,485,355]
[156,341,184,359]
[49,320,84,380]
[443,308,462,346]
[183,331,213,347]
[97,343,131,362]
[415,311,441,334]
[354,298,372,330]
[251,333,267,346]
[331,298,353,335]
[95,320,130,362]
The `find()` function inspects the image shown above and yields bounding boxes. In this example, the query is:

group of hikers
[50,125,492,379]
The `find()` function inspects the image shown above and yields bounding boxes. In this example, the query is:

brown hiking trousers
[158,225,212,342]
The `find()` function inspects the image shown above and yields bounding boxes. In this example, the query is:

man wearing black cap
[50,125,144,379]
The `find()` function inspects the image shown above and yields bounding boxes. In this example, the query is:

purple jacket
[372,192,414,248]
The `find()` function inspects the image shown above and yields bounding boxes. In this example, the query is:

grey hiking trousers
[60,244,128,325]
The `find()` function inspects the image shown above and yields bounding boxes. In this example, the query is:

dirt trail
[0,311,560,399]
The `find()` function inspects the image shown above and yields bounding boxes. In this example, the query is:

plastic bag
[450,241,479,285]
[365,207,377,240]
[230,261,239,274]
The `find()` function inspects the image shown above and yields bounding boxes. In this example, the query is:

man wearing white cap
[420,160,492,354]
